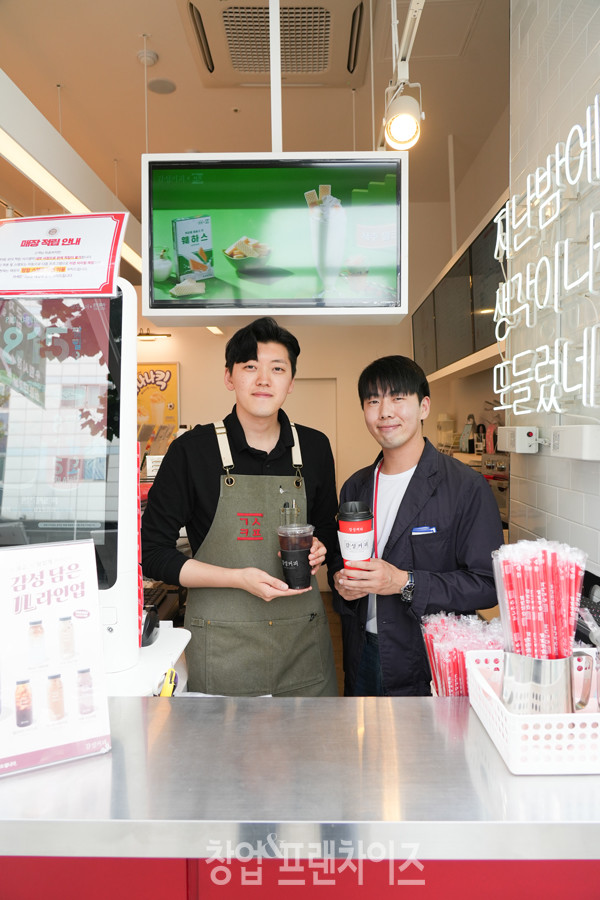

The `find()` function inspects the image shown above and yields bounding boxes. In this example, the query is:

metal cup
[501,651,594,715]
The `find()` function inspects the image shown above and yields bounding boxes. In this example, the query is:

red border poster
[0,213,127,296]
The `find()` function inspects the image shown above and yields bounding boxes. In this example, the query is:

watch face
[401,571,414,602]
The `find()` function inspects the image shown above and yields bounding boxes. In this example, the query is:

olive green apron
[183,421,338,696]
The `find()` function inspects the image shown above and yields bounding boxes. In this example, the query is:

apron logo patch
[236,512,264,541]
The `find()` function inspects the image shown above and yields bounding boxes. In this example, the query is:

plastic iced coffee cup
[338,501,374,569]
[277,524,314,589]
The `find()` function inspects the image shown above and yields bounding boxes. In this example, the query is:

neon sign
[493,95,600,416]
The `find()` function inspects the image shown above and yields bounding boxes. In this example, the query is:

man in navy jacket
[330,355,503,696]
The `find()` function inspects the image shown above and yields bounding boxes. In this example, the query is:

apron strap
[289,422,304,488]
[213,420,304,486]
[214,421,235,485]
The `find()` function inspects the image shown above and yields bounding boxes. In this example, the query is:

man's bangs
[362,376,409,400]
[232,334,259,366]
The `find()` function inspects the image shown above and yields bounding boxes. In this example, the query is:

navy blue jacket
[329,438,504,695]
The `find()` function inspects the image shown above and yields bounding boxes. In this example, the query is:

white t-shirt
[366,463,416,633]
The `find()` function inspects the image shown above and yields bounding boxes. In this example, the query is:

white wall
[507,0,600,575]
[456,106,510,245]
[408,201,452,312]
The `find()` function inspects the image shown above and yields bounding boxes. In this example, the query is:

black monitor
[141,151,408,325]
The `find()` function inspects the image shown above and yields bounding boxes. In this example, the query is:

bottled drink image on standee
[77,668,95,716]
[58,616,76,661]
[15,679,33,727]
[47,674,65,721]
[28,620,46,667]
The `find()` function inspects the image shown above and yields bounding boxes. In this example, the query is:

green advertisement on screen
[146,157,403,311]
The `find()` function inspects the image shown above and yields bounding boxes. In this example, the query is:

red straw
[495,541,587,660]
[501,558,523,653]
[513,557,533,656]
[530,554,550,658]
[557,553,570,657]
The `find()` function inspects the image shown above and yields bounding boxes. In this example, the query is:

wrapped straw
[422,613,504,697]
[492,539,587,659]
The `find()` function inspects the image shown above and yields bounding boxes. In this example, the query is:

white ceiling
[0,0,509,282]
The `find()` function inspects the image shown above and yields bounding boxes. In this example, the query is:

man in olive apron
[141,317,338,696]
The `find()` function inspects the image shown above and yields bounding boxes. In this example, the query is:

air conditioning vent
[347,2,364,74]
[189,5,215,73]
[178,0,373,87]
[223,6,331,74]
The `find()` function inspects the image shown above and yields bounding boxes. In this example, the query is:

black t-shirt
[141,406,338,586]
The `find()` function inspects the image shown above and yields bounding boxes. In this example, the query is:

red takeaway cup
[338,501,374,569]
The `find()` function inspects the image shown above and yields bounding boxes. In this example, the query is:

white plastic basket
[465,649,600,775]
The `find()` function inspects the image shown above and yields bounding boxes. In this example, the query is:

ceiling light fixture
[382,0,425,151]
[137,328,171,341]
[384,85,422,150]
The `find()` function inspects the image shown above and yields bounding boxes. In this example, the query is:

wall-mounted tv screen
[470,215,504,352]
[141,152,407,325]
[433,250,474,370]
[412,291,437,375]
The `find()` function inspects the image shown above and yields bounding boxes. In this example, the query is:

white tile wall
[508,0,600,576]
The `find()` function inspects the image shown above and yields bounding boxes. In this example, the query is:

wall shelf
[428,341,504,383]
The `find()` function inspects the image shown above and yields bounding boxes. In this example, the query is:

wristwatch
[400,570,415,604]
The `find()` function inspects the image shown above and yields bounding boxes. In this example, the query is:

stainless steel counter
[1,696,600,860]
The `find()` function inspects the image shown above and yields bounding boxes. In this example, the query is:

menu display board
[0,539,111,777]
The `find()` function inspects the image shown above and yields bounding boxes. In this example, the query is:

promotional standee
[0,214,140,677]
[0,539,111,776]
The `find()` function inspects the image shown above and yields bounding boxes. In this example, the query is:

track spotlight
[384,89,422,150]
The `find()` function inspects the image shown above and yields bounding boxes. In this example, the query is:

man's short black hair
[225,317,301,376]
[358,355,430,405]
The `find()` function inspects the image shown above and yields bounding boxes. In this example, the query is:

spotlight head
[384,91,422,150]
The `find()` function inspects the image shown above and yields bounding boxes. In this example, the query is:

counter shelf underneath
[1,695,600,862]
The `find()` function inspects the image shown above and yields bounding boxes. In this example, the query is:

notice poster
[0,212,127,296]
[0,539,111,777]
